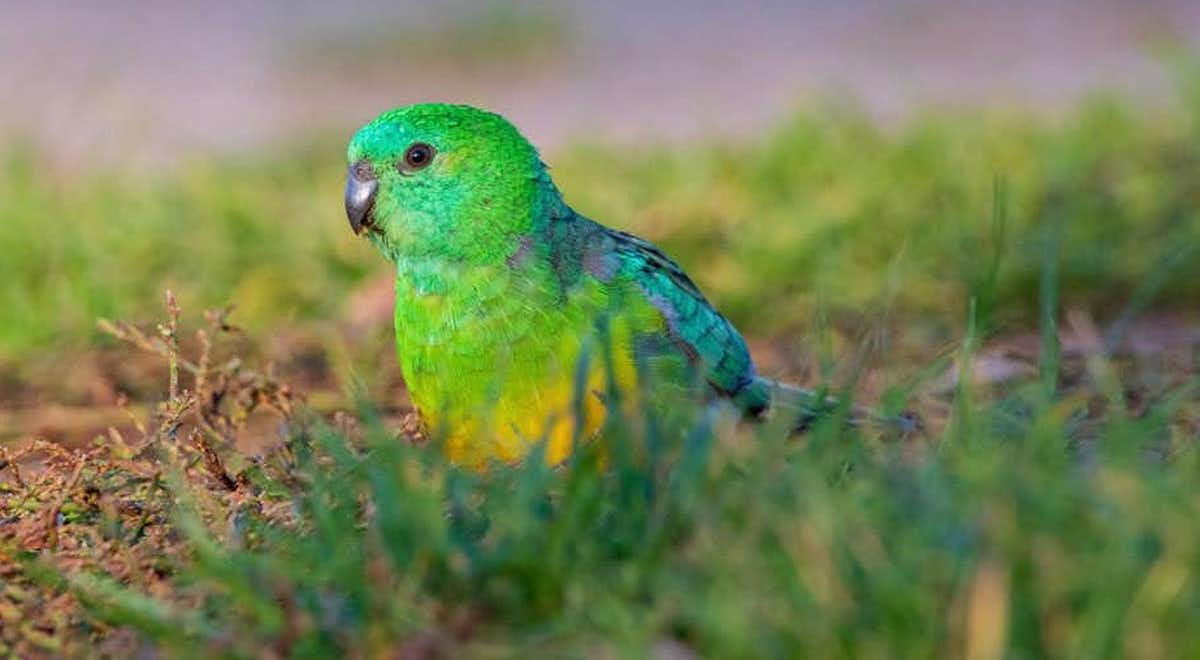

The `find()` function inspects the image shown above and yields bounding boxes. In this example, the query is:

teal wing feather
[533,206,768,413]
[568,214,768,414]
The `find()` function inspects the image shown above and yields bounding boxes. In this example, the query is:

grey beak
[345,163,378,235]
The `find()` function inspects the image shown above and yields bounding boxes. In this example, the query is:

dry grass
[1,293,308,656]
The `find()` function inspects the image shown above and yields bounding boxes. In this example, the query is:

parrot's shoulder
[601,229,706,301]
[536,210,704,299]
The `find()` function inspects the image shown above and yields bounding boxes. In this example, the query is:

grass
[3,289,1198,657]
[3,94,1199,365]
[3,80,1200,655]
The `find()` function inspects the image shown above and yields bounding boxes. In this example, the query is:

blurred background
[3,0,1200,443]
[4,1,1199,163]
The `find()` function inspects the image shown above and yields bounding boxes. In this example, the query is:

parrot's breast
[391,261,657,467]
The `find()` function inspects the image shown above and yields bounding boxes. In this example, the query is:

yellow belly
[424,345,639,469]
[395,265,674,470]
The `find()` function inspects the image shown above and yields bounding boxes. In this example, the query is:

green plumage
[346,104,767,465]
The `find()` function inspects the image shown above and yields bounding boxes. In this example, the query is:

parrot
[344,103,846,467]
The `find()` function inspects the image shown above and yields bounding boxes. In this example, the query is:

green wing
[534,206,767,413]
[583,219,768,413]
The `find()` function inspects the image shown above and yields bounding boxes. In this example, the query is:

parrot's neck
[390,233,556,347]
[390,172,571,348]
[390,171,568,293]
[394,256,465,297]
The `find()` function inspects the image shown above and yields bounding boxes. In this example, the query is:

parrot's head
[345,103,551,264]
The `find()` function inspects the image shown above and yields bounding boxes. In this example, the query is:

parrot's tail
[755,378,922,437]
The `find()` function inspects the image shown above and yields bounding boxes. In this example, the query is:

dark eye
[401,142,435,171]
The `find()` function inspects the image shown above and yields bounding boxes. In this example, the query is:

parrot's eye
[400,143,435,172]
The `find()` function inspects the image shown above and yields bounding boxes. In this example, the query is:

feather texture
[348,104,768,466]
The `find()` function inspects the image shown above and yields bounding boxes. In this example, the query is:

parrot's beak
[345,163,378,235]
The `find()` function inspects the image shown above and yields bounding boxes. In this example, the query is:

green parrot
[345,103,791,467]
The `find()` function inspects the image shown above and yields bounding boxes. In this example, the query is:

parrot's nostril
[352,160,376,182]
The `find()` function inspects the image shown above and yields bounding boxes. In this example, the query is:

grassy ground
[3,79,1200,656]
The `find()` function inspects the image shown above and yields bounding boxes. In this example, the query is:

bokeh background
[2,0,1200,442]
[4,1,1199,162]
